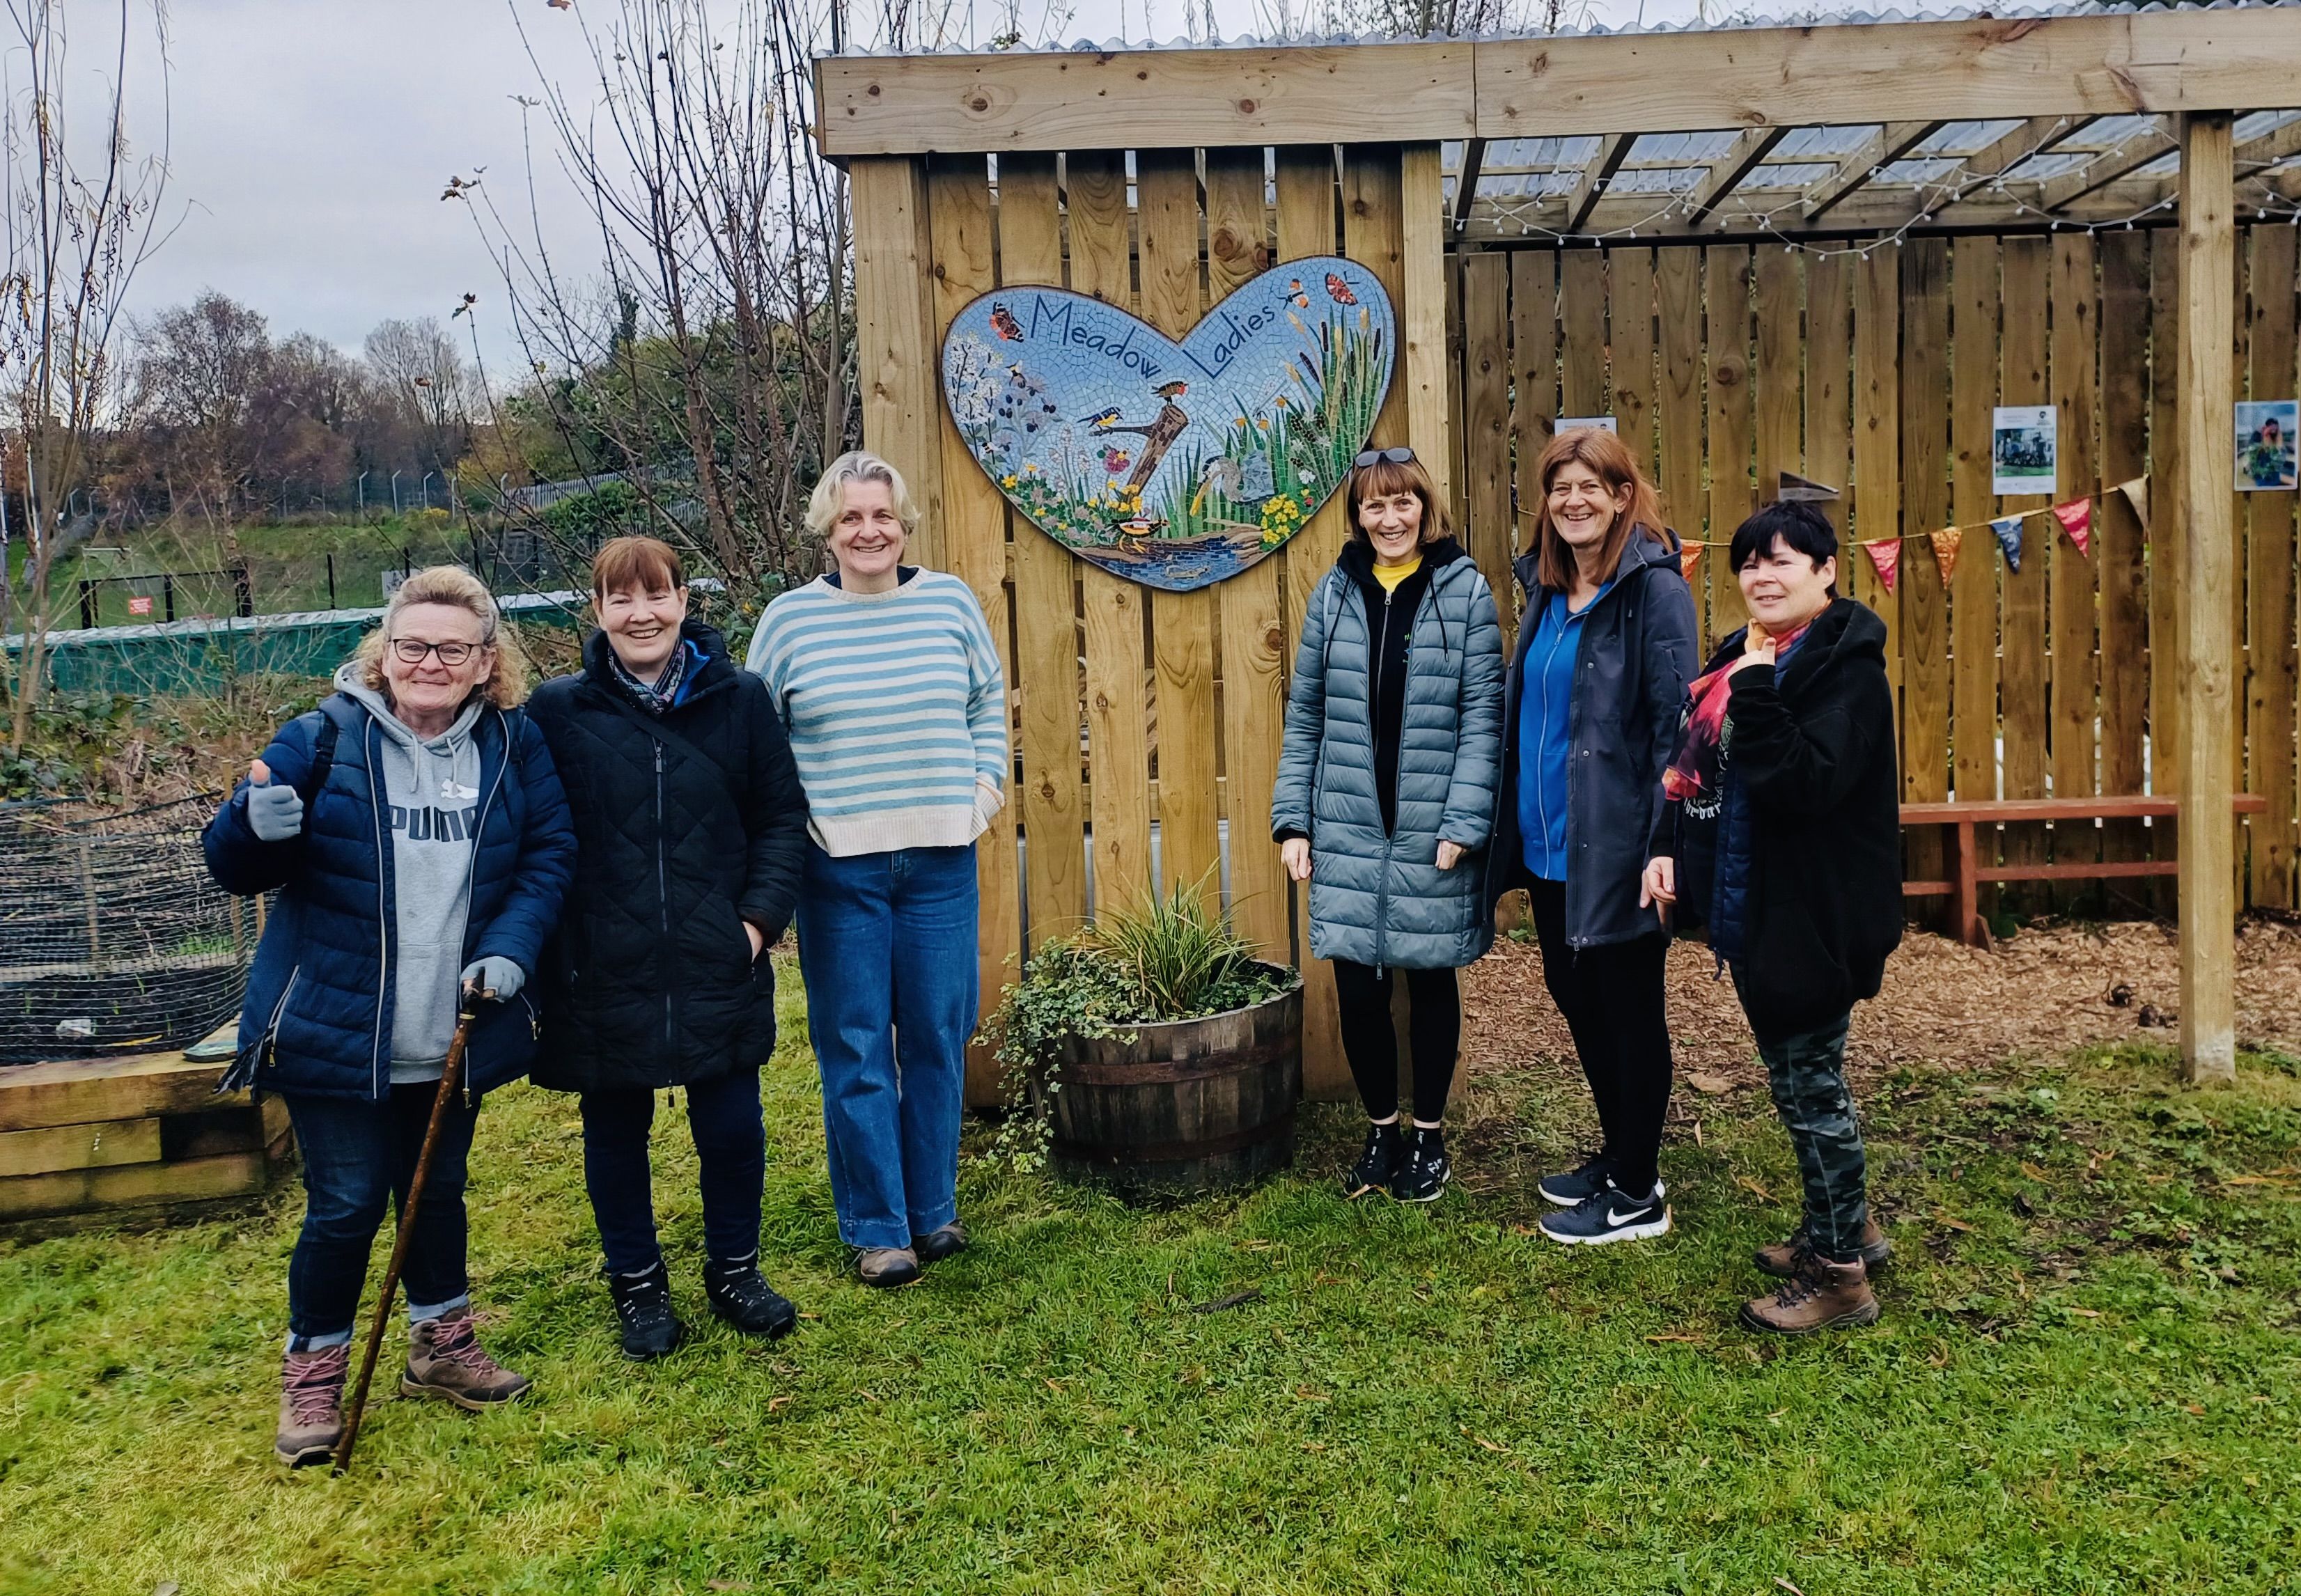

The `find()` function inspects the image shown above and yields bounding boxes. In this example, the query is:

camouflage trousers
[1733,987,1871,1260]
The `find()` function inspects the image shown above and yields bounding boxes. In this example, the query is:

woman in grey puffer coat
[1273,448,1504,1205]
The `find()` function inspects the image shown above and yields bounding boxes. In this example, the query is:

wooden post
[2176,111,2238,1085]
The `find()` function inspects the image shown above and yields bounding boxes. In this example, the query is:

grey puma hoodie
[335,663,485,1083]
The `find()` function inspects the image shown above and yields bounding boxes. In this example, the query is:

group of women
[208,451,1001,1467]
[212,429,1861,1469]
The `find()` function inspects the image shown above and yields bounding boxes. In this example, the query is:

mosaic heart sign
[941,256,1396,592]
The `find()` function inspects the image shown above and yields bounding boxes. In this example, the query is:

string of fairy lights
[1471,114,2301,259]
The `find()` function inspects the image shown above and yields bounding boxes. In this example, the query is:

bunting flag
[1992,514,2025,573]
[2116,474,2150,531]
[1928,526,1964,585]
[1864,536,1900,594]
[1680,542,1703,581]
[2053,496,2093,556]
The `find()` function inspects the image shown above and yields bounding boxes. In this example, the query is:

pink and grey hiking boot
[400,1306,531,1410]
[276,1342,349,1467]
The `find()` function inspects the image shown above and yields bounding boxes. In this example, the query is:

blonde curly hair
[352,565,529,709]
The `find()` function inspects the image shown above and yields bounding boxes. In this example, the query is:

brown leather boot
[1741,1253,1880,1335]
[276,1343,348,1467]
[401,1306,531,1410]
[1754,1216,1892,1278]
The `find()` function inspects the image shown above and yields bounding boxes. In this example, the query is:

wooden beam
[1402,144,1453,505]
[1472,10,2301,141]
[818,12,2301,158]
[817,42,1472,157]
[1564,132,1634,232]
[848,156,944,567]
[1802,120,1944,219]
[1452,136,1487,235]
[2041,117,2176,210]
[2175,110,2238,1086]
[1685,126,1788,223]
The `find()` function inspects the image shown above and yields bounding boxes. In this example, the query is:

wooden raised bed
[0,1029,294,1237]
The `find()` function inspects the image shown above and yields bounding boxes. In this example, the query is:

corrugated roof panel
[1878,157,1963,184]
[1777,125,1880,158]
[1742,162,1839,189]
[1918,120,2026,155]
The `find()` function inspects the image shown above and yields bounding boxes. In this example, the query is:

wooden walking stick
[334,987,485,1476]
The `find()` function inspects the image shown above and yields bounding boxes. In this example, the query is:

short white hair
[805,450,920,540]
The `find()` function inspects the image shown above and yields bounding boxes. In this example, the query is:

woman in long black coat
[528,535,809,1359]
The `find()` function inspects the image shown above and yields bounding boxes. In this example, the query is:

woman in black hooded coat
[528,535,809,1359]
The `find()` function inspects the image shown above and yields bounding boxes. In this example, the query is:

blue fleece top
[1518,582,1612,882]
[1712,625,1809,968]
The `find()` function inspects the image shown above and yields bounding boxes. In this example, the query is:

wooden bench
[1900,795,2270,948]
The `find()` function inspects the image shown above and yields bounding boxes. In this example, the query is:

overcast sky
[96,0,1861,370]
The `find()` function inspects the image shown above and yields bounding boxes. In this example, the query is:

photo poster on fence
[2236,399,2299,492]
[1992,405,2058,497]
[940,257,1397,593]
[1555,416,1617,435]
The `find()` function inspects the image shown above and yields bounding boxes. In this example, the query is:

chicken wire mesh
[0,797,250,1067]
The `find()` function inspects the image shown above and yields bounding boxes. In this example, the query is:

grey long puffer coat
[1271,538,1505,969]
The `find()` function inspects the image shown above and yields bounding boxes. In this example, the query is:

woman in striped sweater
[746,451,1008,1287]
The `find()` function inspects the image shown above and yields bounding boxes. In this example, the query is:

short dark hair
[1730,502,1839,592]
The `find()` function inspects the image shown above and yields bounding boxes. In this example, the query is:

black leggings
[1527,878,1674,1194]
[1332,960,1460,1124]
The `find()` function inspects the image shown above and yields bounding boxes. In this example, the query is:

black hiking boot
[703,1255,798,1338]
[1391,1125,1451,1204]
[1341,1121,1407,1199]
[607,1259,685,1361]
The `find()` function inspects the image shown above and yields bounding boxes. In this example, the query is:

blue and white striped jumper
[744,568,1008,858]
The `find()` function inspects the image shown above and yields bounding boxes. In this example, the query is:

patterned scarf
[1660,619,1812,810]
[609,638,692,717]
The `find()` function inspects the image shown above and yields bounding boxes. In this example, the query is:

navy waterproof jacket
[202,692,577,1102]
[1484,529,1698,948]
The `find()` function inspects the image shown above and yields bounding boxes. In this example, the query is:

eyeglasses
[389,638,484,666]
[1353,446,1417,469]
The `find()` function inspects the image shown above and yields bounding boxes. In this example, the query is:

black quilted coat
[526,621,809,1091]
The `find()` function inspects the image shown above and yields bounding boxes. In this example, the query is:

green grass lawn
[3,962,2298,1594]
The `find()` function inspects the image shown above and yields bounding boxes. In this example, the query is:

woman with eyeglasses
[1273,446,1504,1203]
[203,565,576,1467]
[1486,427,1696,1247]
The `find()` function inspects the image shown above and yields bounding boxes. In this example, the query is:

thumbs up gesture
[245,756,306,842]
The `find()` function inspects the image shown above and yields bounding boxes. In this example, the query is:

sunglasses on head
[1352,446,1417,469]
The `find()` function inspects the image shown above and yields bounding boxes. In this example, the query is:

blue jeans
[795,843,977,1251]
[579,1070,766,1276]
[282,1085,480,1349]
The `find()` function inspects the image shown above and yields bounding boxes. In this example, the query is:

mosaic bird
[1323,272,1358,305]
[988,303,1024,341]
[1092,382,1192,494]
[1286,278,1311,308]
[1079,405,1124,429]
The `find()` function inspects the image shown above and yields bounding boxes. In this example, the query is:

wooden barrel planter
[1044,965,1302,1202]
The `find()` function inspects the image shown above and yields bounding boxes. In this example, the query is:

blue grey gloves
[244,759,304,842]
[458,956,524,1001]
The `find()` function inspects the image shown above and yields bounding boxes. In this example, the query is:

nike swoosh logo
[1607,1206,1656,1226]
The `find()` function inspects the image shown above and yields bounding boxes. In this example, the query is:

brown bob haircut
[591,535,687,599]
[1527,428,1674,592]
[1345,450,1453,547]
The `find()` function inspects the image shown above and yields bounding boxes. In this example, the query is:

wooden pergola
[816,6,2301,1089]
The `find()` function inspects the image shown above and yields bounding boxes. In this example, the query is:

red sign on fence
[127,596,153,616]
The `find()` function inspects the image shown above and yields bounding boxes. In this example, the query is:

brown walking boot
[1755,1216,1892,1278]
[276,1342,349,1467]
[855,1246,921,1288]
[401,1306,531,1410]
[1741,1253,1880,1335]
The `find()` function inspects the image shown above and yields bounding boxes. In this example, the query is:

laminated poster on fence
[1991,405,2057,498]
[2235,399,2298,492]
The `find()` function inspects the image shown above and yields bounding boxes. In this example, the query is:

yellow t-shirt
[1372,553,1424,593]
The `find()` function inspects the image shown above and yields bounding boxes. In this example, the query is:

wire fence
[0,795,249,1067]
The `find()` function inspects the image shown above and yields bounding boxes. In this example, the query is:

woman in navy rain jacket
[203,565,574,1468]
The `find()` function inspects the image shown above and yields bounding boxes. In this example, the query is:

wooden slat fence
[1450,228,2301,925]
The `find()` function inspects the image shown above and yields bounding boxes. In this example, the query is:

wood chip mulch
[1459,917,2301,1092]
